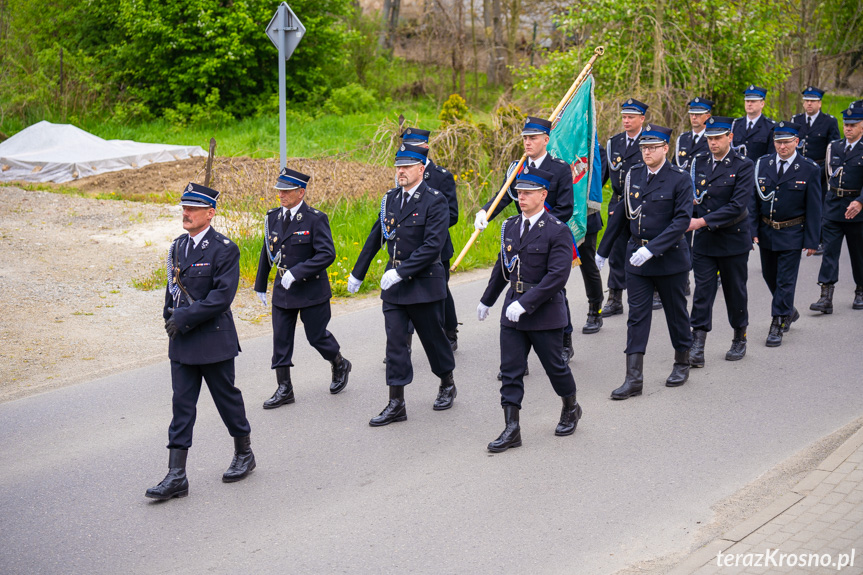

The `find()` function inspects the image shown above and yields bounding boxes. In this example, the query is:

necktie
[401,190,410,210]
[778,159,786,177]
[748,121,754,131]
[529,161,536,170]
[693,134,699,146]
[647,172,655,184]
[807,116,812,128]
[846,144,853,155]
[520,219,531,243]
[625,138,632,151]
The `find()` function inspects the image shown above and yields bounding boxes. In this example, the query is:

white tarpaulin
[0,121,207,183]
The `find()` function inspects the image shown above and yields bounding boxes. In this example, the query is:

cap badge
[400,145,405,151]
[627,99,633,104]
[646,124,652,131]
[186,184,193,192]
[406,129,411,134]
[779,122,785,127]
[749,85,755,90]
[695,97,700,103]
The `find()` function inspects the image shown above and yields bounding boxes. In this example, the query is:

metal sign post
[266,2,305,170]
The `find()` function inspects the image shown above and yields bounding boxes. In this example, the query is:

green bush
[322,84,379,116]
[439,94,470,124]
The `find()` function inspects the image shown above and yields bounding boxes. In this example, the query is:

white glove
[629,246,654,267]
[347,274,362,294]
[595,254,607,271]
[477,303,490,321]
[380,269,403,291]
[505,301,526,322]
[256,291,268,306]
[474,210,489,231]
[280,270,295,290]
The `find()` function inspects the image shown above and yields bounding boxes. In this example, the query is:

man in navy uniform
[792,86,841,255]
[732,85,775,160]
[689,116,756,366]
[751,122,822,347]
[596,125,693,399]
[810,105,863,313]
[348,144,456,425]
[477,166,581,451]
[401,128,460,350]
[147,183,254,501]
[604,99,650,315]
[675,97,713,170]
[254,168,351,409]
[474,115,576,367]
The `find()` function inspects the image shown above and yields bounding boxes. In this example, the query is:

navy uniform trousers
[165,227,250,449]
[353,181,455,386]
[271,303,340,367]
[481,211,576,408]
[818,140,863,287]
[597,161,693,354]
[689,151,756,332]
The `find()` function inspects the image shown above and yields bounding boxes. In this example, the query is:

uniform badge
[680,151,687,157]
[506,245,512,252]
[296,213,303,221]
[523,166,529,174]
[390,218,395,224]
[769,159,774,166]
[424,172,429,179]
[794,164,799,170]
[635,192,639,198]
[762,186,766,192]
[223,239,229,244]
[186,183,193,193]
[538,220,545,228]
[201,240,209,249]
[701,179,706,185]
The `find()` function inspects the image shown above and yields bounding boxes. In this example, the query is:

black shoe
[726,328,747,361]
[263,366,294,409]
[810,283,834,314]
[611,354,644,400]
[690,330,707,368]
[446,329,458,352]
[330,353,351,394]
[370,386,407,426]
[497,365,529,381]
[562,332,575,363]
[854,286,863,310]
[433,372,457,411]
[146,449,189,500]
[783,308,799,333]
[488,406,522,452]
[602,289,624,317]
[222,435,256,483]
[766,316,783,347]
[814,243,824,256]
[665,349,690,387]
[652,290,663,310]
[582,302,603,334]
[554,394,582,436]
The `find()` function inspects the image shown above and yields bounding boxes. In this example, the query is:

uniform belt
[762,215,805,230]
[716,209,749,229]
[830,186,861,198]
[632,237,650,246]
[511,280,539,293]
[392,259,403,268]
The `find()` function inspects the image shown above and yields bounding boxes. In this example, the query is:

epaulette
[506,214,520,223]
[669,164,686,174]
[829,138,843,147]
[553,157,567,164]
[800,155,819,168]
[267,206,281,215]
[433,164,448,173]
[386,187,399,195]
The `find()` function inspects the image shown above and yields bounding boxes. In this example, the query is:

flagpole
[450,45,605,272]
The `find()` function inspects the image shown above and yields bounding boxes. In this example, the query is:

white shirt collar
[692,128,706,138]
[777,151,797,169]
[281,200,304,220]
[746,114,762,126]
[647,159,666,176]
[626,130,642,145]
[805,110,820,123]
[527,152,547,168]
[847,138,861,150]
[522,210,543,228]
[402,182,422,199]
[713,149,731,164]
[189,226,210,247]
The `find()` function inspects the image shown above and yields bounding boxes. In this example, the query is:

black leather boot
[690,330,707,368]
[652,290,663,310]
[446,329,458,352]
[726,328,747,361]
[582,302,603,334]
[810,283,834,314]
[329,352,351,394]
[497,365,529,381]
[223,435,256,483]
[562,332,575,363]
[433,371,457,411]
[854,286,863,310]
[554,394,582,436]
[766,316,784,347]
[665,349,690,387]
[146,448,189,500]
[369,385,407,426]
[603,289,623,317]
[263,366,294,409]
[488,406,522,452]
[783,307,799,332]
[611,354,643,400]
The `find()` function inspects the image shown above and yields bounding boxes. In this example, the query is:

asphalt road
[2,249,862,575]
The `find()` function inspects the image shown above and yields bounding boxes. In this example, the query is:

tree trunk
[378,0,392,49]
[651,0,665,121]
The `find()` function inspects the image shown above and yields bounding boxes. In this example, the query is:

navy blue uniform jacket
[424,159,458,261]
[254,202,336,309]
[607,131,644,198]
[675,131,710,170]
[732,115,776,160]
[751,153,822,251]
[480,211,572,330]
[353,181,449,305]
[691,151,756,257]
[483,153,574,225]
[598,161,693,276]
[825,140,863,223]
[163,227,241,365]
[792,112,841,165]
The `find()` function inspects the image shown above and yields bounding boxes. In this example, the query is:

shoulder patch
[267,207,280,214]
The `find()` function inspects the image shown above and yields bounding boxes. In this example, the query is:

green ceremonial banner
[548,74,600,249]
